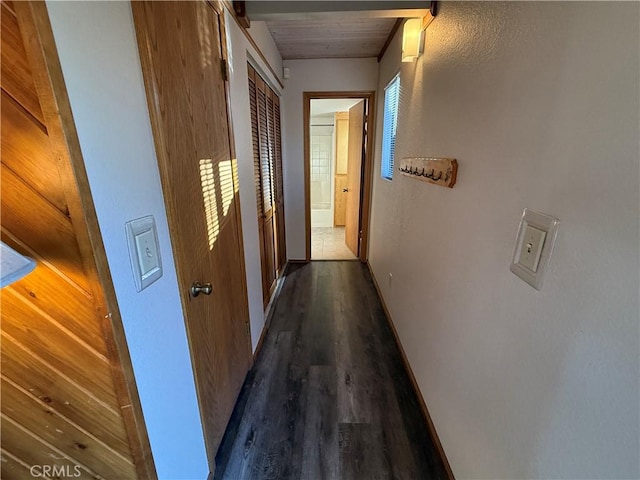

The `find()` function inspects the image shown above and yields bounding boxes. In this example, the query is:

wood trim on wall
[366,261,455,480]
[359,92,376,263]
[303,93,312,262]
[377,18,403,62]
[232,1,249,28]
[303,91,377,263]
[216,0,254,364]
[221,0,284,90]
[252,270,286,361]
[15,2,157,478]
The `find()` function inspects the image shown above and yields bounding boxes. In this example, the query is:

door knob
[342,188,349,192]
[190,282,213,297]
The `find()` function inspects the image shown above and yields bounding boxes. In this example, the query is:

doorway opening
[304,92,376,262]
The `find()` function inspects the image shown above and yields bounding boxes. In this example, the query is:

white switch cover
[510,209,559,290]
[518,225,546,272]
[126,216,162,292]
[134,229,159,276]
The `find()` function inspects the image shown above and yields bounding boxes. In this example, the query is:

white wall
[369,2,639,479]
[46,2,208,478]
[224,10,284,350]
[281,58,379,259]
[246,20,284,86]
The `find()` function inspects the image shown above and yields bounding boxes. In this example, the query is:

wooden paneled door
[1,2,154,478]
[248,64,286,307]
[333,111,349,227]
[345,100,366,256]
[334,174,348,226]
[132,0,252,471]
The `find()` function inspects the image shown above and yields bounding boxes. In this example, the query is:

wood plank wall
[0,2,139,478]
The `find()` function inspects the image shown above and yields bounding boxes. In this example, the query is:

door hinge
[221,58,228,81]
[245,322,251,337]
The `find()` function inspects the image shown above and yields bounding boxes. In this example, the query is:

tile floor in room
[311,227,356,260]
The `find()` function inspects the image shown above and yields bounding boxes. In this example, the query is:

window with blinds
[381,74,400,180]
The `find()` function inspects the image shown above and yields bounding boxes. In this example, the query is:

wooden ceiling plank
[1,378,137,479]
[4,287,109,361]
[3,260,109,357]
[267,16,397,60]
[0,335,130,447]
[1,5,45,124]
[1,293,119,407]
[0,165,92,293]
[0,448,36,479]
[2,1,16,14]
[1,415,99,479]
[0,334,119,412]
[2,90,69,214]
[2,375,131,466]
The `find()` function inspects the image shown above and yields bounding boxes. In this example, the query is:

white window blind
[381,74,400,180]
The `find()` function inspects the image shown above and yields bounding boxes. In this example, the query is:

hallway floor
[214,261,448,479]
[312,227,356,260]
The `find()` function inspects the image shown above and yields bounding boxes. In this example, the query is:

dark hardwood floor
[214,261,448,479]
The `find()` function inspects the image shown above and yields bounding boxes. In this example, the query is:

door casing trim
[303,91,376,263]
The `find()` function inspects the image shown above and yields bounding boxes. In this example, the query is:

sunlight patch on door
[200,159,219,250]
[200,159,237,250]
[218,160,234,217]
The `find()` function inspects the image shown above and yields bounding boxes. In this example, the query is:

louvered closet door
[248,66,270,303]
[266,87,283,275]
[273,95,286,271]
[249,66,278,305]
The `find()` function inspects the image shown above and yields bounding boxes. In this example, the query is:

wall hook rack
[398,157,458,188]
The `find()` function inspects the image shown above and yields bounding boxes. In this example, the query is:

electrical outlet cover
[510,209,559,290]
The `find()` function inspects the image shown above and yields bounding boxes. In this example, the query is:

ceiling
[266,17,398,60]
[243,1,430,60]
[310,98,362,117]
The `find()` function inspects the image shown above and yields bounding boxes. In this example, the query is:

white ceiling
[310,98,362,117]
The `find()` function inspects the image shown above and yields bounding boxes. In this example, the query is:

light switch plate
[510,209,559,290]
[518,225,546,272]
[126,216,162,292]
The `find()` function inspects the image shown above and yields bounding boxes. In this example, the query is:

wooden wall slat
[1,4,44,124]
[2,0,16,14]
[2,260,109,357]
[4,286,107,360]
[0,165,91,292]
[0,336,129,453]
[0,448,35,480]
[1,379,137,479]
[1,90,68,214]
[1,291,118,408]
[0,415,99,480]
